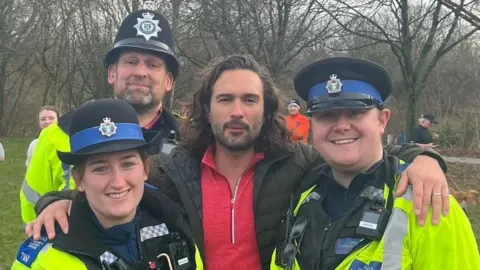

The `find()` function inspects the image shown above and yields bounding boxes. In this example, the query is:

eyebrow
[86,155,137,166]
[215,93,260,100]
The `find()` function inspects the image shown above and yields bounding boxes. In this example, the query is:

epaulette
[15,236,50,267]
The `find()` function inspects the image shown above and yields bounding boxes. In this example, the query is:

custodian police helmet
[104,4,180,78]
[294,57,393,115]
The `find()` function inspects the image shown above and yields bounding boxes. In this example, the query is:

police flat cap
[294,57,392,114]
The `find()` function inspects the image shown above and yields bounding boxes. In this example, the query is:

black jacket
[36,143,446,269]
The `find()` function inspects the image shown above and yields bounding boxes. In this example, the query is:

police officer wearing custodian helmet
[12,99,203,270]
[19,2,181,229]
[271,57,479,270]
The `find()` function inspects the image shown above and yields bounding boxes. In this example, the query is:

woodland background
[1,0,480,147]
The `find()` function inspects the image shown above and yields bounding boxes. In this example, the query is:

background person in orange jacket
[286,98,310,143]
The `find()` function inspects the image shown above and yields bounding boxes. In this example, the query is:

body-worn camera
[356,196,390,240]
[156,232,192,270]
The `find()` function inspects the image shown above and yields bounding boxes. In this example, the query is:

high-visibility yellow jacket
[19,119,74,225]
[13,187,205,270]
[11,239,205,270]
[271,159,480,270]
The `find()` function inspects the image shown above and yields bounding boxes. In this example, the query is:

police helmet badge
[99,117,117,137]
[326,74,342,94]
[133,9,162,41]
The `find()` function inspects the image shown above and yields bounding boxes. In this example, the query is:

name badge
[335,237,362,255]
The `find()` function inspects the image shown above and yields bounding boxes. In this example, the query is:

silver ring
[432,192,442,196]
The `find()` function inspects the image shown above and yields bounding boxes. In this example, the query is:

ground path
[444,156,480,165]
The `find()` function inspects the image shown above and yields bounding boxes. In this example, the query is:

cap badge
[326,74,342,94]
[99,117,117,137]
[133,11,162,41]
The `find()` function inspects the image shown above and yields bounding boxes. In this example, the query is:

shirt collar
[144,108,163,130]
[201,145,265,171]
[90,206,141,243]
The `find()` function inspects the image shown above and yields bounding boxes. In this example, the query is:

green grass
[0,138,478,268]
[0,138,32,268]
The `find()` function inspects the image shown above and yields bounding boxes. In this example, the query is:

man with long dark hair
[30,55,450,270]
[150,55,449,269]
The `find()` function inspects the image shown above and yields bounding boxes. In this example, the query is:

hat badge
[99,117,117,137]
[133,11,162,41]
[326,74,342,94]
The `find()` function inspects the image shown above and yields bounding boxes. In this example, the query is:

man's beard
[119,85,161,114]
[211,118,263,152]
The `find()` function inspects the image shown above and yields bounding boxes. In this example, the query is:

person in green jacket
[13,98,203,270]
[271,57,479,270]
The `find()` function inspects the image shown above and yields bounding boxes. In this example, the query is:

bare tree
[316,0,480,139]
[179,0,335,79]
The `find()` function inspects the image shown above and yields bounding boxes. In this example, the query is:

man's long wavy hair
[183,55,291,157]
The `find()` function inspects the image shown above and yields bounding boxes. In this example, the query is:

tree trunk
[164,0,182,111]
[405,87,417,142]
[0,58,8,136]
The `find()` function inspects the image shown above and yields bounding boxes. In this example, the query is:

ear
[378,109,391,134]
[164,72,174,92]
[72,170,84,192]
[107,64,116,85]
[143,158,151,180]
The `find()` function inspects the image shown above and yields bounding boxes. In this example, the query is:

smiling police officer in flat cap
[21,1,182,227]
[294,57,392,114]
[270,57,478,270]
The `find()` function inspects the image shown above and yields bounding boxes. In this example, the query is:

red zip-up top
[201,145,264,270]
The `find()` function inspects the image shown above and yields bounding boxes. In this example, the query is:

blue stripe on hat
[308,80,382,102]
[70,123,144,152]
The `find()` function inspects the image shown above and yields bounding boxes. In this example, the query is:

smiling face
[208,69,265,152]
[39,109,58,129]
[310,107,390,173]
[288,105,300,115]
[108,50,173,114]
[72,149,149,228]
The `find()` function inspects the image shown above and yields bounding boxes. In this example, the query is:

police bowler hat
[57,98,156,165]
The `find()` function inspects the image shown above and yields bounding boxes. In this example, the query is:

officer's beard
[120,86,162,115]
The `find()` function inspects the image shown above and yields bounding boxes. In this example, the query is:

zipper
[318,222,332,269]
[231,175,243,243]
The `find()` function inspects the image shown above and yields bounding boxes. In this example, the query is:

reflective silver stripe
[360,186,384,200]
[382,187,412,269]
[402,185,414,202]
[21,179,41,204]
[61,162,71,191]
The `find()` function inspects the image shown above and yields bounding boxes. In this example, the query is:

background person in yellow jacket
[13,98,203,270]
[271,57,479,270]
[19,4,181,227]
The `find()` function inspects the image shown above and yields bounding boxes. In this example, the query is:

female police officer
[271,57,479,270]
[12,99,203,270]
